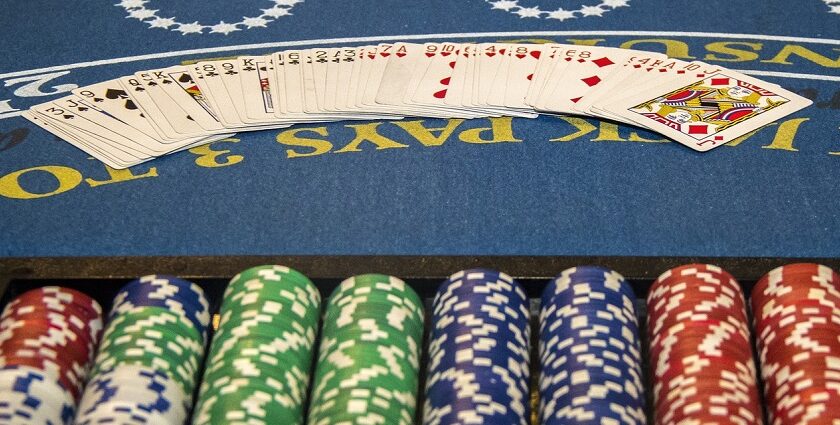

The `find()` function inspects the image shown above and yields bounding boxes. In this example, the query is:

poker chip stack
[752,263,840,425]
[424,269,531,425]
[647,264,761,425]
[538,266,645,424]
[0,286,103,424]
[75,275,210,425]
[307,274,424,425]
[192,265,321,425]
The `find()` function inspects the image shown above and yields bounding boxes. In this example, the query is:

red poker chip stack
[647,264,762,425]
[752,263,840,425]
[0,286,104,402]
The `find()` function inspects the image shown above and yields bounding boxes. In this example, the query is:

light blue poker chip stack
[423,268,531,425]
[75,275,210,425]
[0,364,76,425]
[75,365,188,425]
[538,266,645,425]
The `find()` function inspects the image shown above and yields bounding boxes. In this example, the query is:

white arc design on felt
[115,0,304,35]
[825,0,840,15]
[484,0,630,20]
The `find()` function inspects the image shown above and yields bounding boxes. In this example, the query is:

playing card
[24,110,141,169]
[502,44,543,109]
[346,46,368,110]
[238,56,279,120]
[539,46,636,114]
[470,43,536,117]
[374,43,422,110]
[301,50,321,113]
[571,51,669,116]
[590,60,740,124]
[127,72,212,137]
[189,59,249,127]
[32,99,151,165]
[604,72,811,151]
[476,43,507,107]
[364,43,398,110]
[147,67,226,132]
[322,48,343,111]
[279,50,306,114]
[525,44,566,106]
[486,46,514,107]
[408,43,486,118]
[72,80,169,141]
[53,95,181,156]
[310,48,332,111]
[443,44,475,109]
[333,47,357,111]
[404,43,447,103]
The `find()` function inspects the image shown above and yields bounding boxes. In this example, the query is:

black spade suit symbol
[178,74,193,83]
[105,89,129,99]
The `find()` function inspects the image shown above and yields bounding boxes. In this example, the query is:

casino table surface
[0,0,838,278]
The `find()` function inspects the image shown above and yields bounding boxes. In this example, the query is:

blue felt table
[0,0,838,258]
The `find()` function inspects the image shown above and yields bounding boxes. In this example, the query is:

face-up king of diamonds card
[605,72,812,152]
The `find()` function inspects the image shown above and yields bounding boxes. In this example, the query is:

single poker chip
[423,268,530,425]
[0,286,102,417]
[648,264,761,425]
[193,265,321,425]
[309,274,423,425]
[752,263,840,425]
[78,276,208,423]
[538,266,645,425]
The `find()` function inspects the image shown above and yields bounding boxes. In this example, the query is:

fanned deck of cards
[26,42,812,169]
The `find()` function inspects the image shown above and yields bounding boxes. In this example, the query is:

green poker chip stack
[192,265,322,425]
[307,274,425,425]
[90,307,205,399]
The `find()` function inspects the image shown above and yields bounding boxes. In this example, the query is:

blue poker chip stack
[108,275,212,342]
[75,275,210,425]
[423,269,531,425]
[538,266,645,425]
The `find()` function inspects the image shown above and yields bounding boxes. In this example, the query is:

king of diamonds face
[628,74,791,139]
